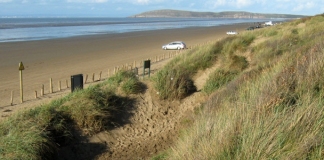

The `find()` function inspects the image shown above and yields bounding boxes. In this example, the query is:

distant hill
[130,9,307,19]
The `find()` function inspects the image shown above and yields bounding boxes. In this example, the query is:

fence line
[4,46,197,107]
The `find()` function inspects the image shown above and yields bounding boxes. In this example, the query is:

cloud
[94,0,108,2]
[136,0,149,4]
[67,0,108,3]
[126,0,165,5]
[0,0,12,3]
[236,0,253,8]
[173,0,183,3]
[293,2,315,11]
[208,0,227,8]
[206,0,269,9]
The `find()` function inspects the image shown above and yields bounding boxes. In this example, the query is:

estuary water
[0,17,277,43]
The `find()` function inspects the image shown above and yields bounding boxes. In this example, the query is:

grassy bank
[0,70,142,159]
[164,15,324,159]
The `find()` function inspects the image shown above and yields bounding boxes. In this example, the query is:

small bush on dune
[121,77,143,95]
[60,86,117,134]
[0,104,68,160]
[153,67,196,100]
[105,70,144,95]
[222,35,255,55]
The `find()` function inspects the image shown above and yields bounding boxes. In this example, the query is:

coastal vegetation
[161,14,324,159]
[1,14,324,159]
[0,70,142,159]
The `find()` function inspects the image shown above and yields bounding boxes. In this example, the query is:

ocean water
[0,17,278,43]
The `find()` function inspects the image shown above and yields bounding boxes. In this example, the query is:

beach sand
[0,23,252,117]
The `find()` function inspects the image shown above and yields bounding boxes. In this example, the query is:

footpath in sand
[58,56,221,160]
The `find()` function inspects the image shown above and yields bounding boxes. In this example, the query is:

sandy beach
[0,23,252,113]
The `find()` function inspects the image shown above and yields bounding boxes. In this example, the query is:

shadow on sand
[56,91,142,159]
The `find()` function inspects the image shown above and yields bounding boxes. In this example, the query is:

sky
[0,0,323,17]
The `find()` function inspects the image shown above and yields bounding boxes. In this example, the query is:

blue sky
[0,0,323,17]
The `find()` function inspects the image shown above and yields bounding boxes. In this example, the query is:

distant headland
[130,9,307,19]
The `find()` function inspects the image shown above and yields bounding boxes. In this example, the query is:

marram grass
[166,15,324,159]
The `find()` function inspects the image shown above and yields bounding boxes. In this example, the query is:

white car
[226,31,238,35]
[162,41,186,50]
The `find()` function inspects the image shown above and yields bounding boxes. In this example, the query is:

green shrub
[0,104,66,160]
[153,67,196,100]
[106,70,143,95]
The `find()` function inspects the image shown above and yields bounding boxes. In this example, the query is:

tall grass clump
[166,15,324,159]
[221,34,255,55]
[105,70,144,95]
[153,66,196,100]
[0,99,72,160]
[59,86,116,134]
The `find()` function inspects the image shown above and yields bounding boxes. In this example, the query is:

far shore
[0,23,253,112]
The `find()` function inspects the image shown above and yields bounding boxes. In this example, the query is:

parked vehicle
[226,31,238,35]
[246,26,254,30]
[162,41,186,50]
[265,21,273,26]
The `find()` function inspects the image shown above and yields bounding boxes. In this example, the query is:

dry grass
[166,15,324,159]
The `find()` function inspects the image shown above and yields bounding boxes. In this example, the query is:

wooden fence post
[99,71,102,81]
[58,81,61,91]
[50,78,53,93]
[85,74,88,84]
[41,84,44,96]
[10,91,14,106]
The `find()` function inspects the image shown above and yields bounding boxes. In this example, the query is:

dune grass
[165,15,324,159]
[152,33,255,100]
[2,15,324,160]
[0,70,142,160]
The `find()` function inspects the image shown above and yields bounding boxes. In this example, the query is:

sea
[0,17,283,43]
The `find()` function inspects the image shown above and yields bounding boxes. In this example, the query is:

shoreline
[0,23,252,110]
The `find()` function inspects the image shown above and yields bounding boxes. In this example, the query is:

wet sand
[0,23,252,108]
